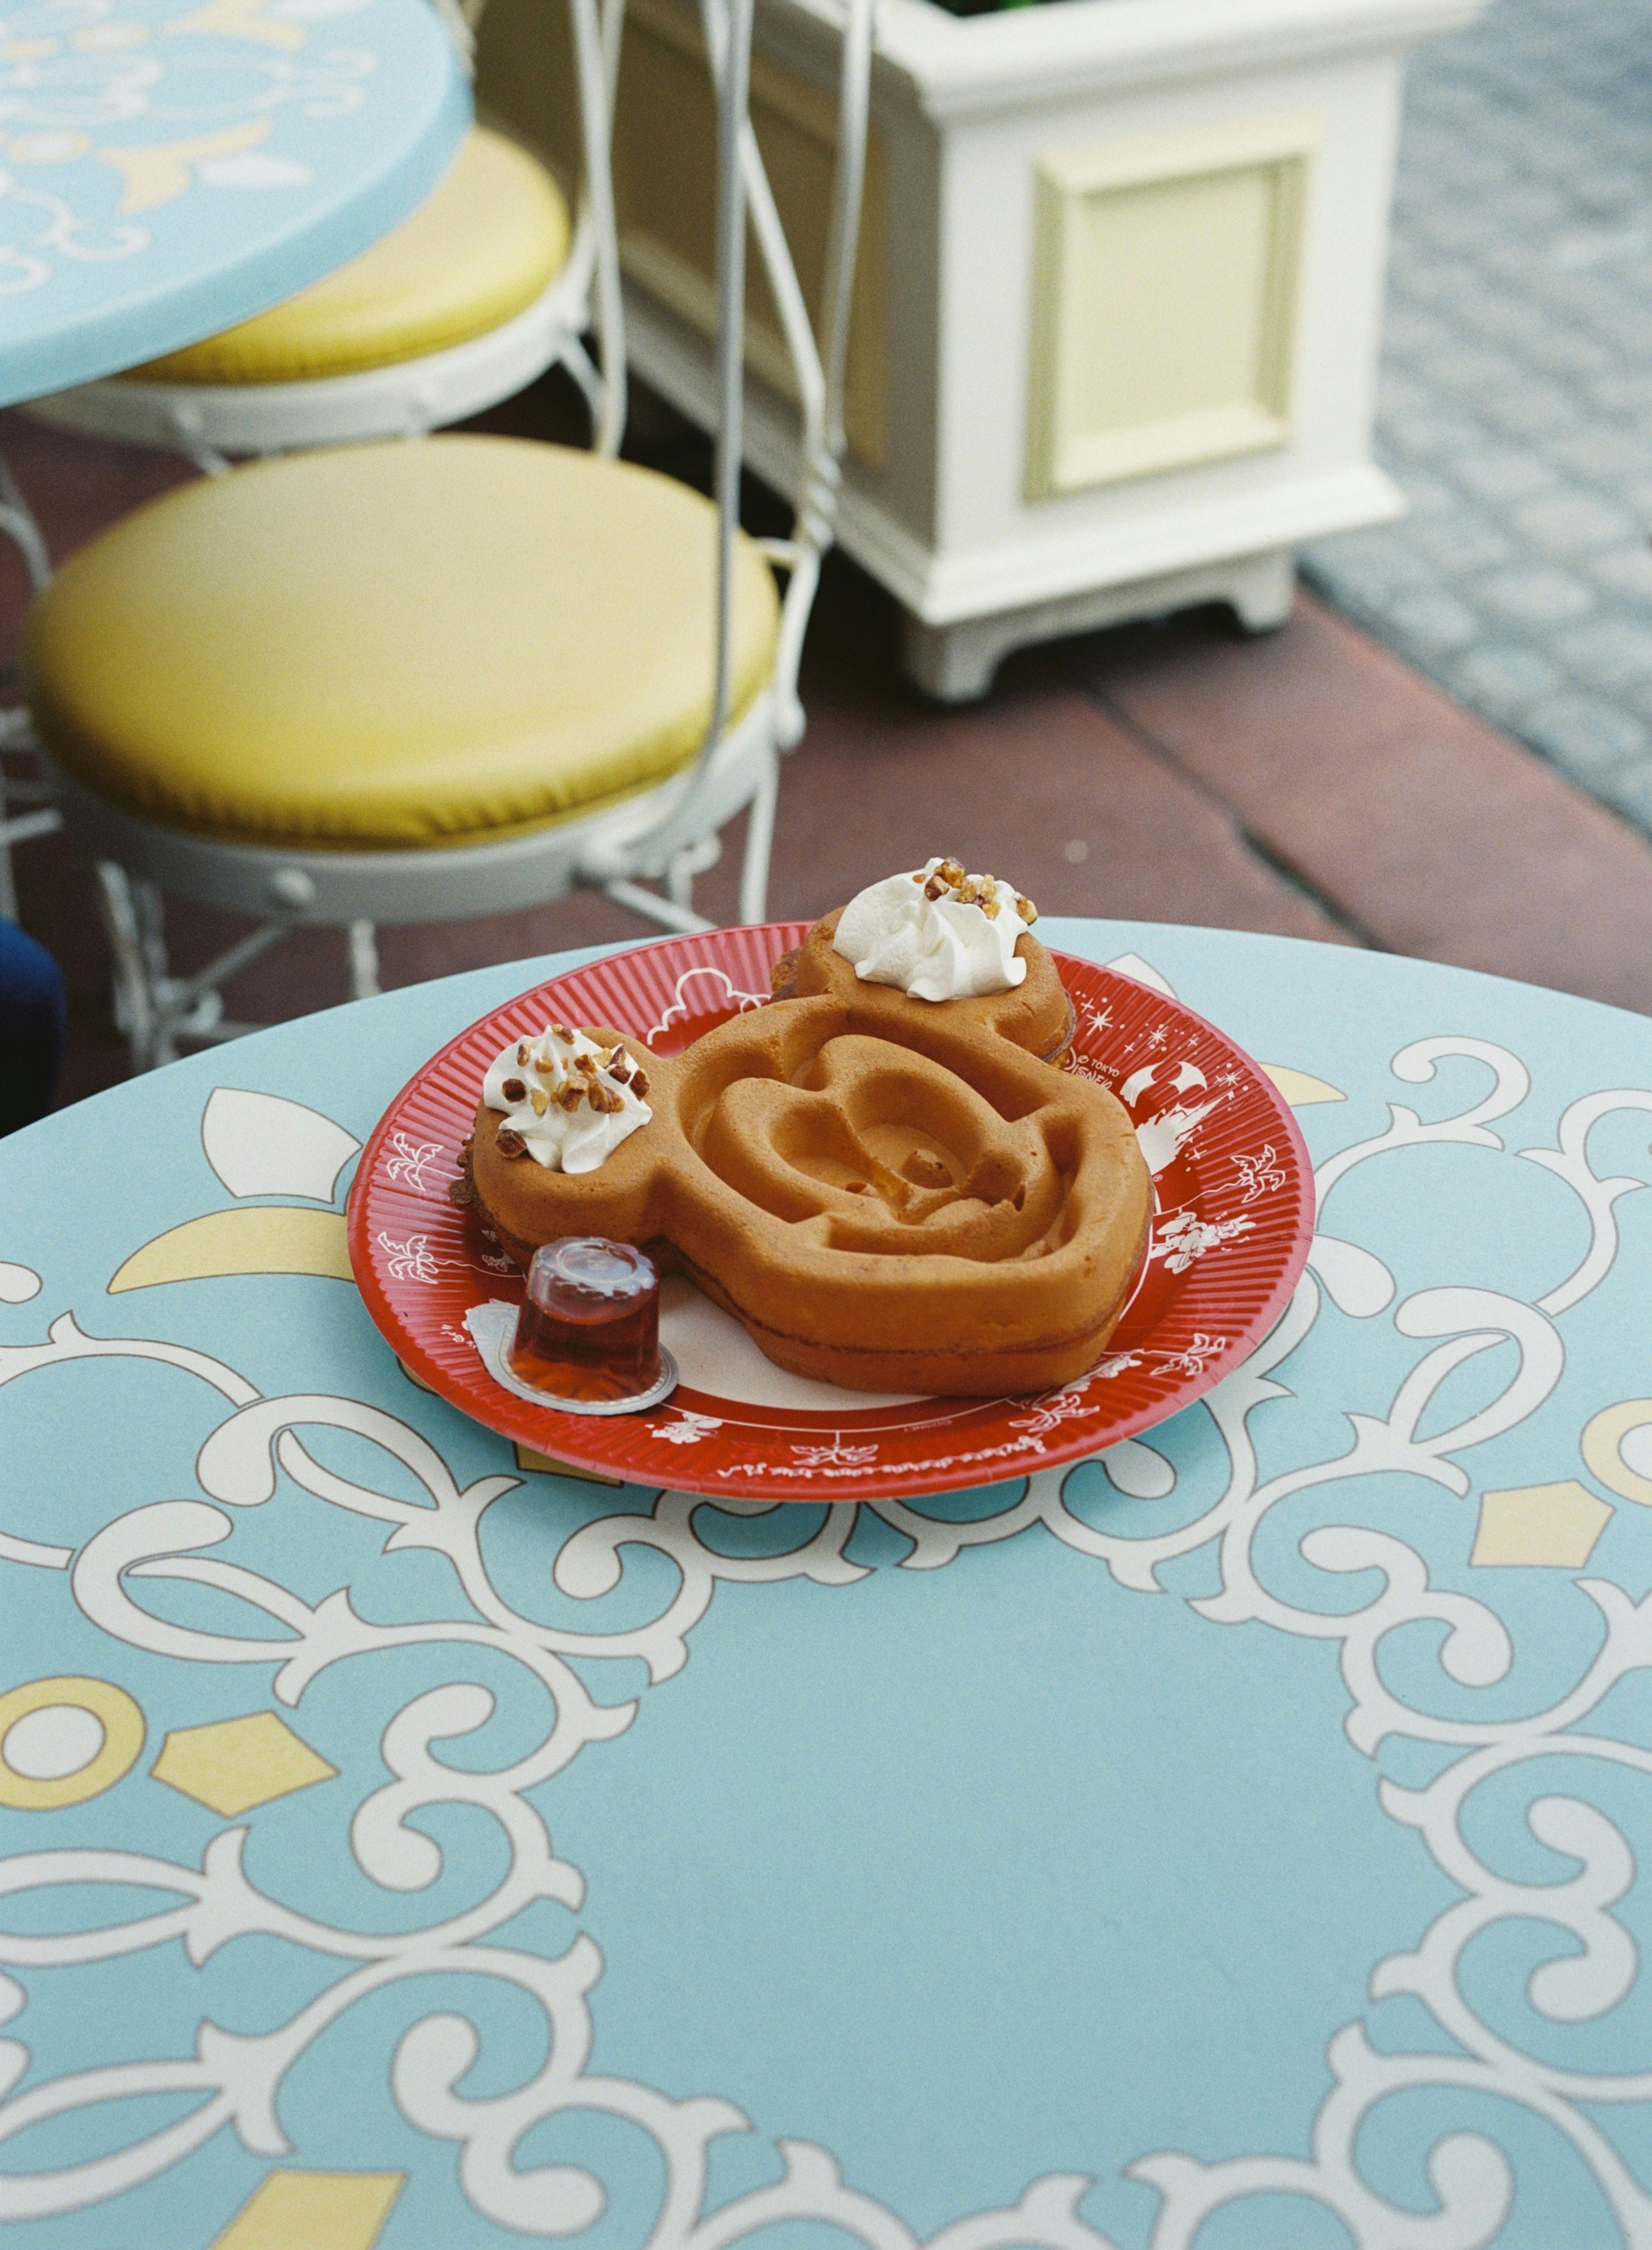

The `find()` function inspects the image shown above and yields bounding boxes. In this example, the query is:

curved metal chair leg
[738,749,779,926]
[95,863,295,1071]
[666,833,721,912]
[0,452,50,592]
[132,878,185,1066]
[95,862,161,1073]
[602,876,714,933]
[0,748,62,922]
[347,919,381,999]
[132,878,171,991]
[0,456,61,917]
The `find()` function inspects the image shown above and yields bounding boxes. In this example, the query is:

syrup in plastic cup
[509,1237,661,1403]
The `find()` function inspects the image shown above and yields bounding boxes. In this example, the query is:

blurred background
[4,0,1651,1117]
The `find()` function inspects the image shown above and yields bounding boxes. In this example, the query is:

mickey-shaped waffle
[466,969,1152,1399]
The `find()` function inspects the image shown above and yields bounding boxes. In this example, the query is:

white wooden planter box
[479,0,1484,698]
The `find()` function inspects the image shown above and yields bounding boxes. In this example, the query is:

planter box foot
[901,547,1297,701]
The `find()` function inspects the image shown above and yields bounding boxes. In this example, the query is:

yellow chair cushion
[126,130,571,386]
[23,436,781,850]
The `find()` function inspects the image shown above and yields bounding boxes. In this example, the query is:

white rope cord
[568,0,627,456]
[624,0,873,855]
[700,0,754,772]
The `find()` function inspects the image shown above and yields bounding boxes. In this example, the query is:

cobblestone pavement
[1303,0,1652,835]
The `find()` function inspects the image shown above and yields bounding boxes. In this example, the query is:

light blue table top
[1,921,1649,2250]
[0,0,469,407]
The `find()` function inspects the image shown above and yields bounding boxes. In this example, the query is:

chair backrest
[700,0,875,753]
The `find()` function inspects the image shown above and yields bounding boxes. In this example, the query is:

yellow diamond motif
[151,1711,336,1816]
[1470,1481,1613,1570]
[210,2170,404,2250]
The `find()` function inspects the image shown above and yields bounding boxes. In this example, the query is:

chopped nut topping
[918,858,1036,921]
[494,1026,652,1149]
[447,1174,474,1206]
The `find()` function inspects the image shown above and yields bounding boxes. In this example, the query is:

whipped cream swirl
[833,857,1037,1002]
[482,1023,651,1173]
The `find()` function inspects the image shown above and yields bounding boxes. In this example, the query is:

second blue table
[0,0,469,407]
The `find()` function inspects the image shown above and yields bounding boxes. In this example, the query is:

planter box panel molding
[1027,115,1316,499]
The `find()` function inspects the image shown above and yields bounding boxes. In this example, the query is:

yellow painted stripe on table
[209,2170,405,2250]
[1260,1065,1346,1105]
[108,1206,351,1291]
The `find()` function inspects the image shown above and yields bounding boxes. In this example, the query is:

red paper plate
[348,924,1314,1499]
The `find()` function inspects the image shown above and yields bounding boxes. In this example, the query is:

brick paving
[1304,0,1652,833]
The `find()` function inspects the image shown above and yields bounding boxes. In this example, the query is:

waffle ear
[470,1036,687,1262]
[789,913,1076,1066]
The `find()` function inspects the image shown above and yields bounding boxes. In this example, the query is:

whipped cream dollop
[833,857,1038,1002]
[482,1023,651,1173]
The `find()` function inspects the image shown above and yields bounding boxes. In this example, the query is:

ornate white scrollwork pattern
[0,1036,1649,2246]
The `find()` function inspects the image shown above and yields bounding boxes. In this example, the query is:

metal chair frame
[25,0,873,1072]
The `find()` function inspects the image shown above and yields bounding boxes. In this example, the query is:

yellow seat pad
[126,130,571,386]
[23,436,781,849]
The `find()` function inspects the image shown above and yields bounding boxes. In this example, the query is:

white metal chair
[19,0,874,1072]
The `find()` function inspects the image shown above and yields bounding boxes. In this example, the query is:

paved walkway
[1304,0,1652,835]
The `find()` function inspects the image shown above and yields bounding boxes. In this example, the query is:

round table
[2,921,1648,2250]
[0,0,469,408]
